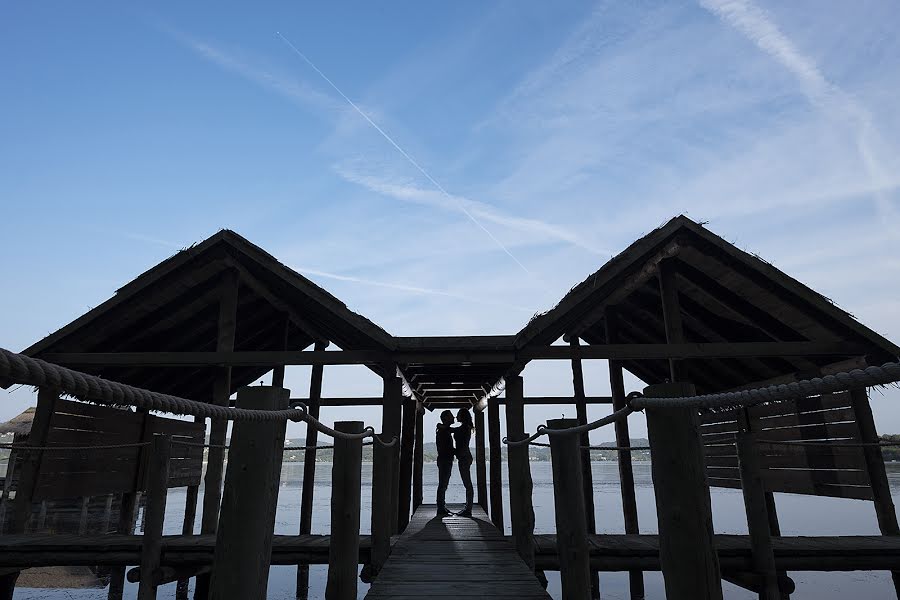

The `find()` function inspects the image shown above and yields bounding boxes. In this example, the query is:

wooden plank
[753,407,857,430]
[747,394,853,419]
[364,504,549,599]
[754,421,861,442]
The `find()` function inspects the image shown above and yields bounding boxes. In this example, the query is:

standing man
[435,410,455,516]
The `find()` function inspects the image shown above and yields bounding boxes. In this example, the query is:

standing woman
[454,408,475,517]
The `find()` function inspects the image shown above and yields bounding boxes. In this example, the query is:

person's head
[456,408,474,433]
[440,410,454,426]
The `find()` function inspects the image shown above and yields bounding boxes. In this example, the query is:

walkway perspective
[365,504,550,599]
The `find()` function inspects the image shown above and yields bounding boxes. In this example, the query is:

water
[13,461,900,599]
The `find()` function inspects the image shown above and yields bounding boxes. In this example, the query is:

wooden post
[606,308,644,600]
[138,434,171,600]
[488,396,504,532]
[176,416,202,600]
[569,337,599,598]
[371,375,399,574]
[548,418,591,600]
[0,387,57,599]
[736,431,780,600]
[413,405,424,512]
[398,399,415,531]
[383,373,403,535]
[297,340,326,600]
[764,492,792,600]
[78,496,90,535]
[850,387,900,597]
[658,259,686,381]
[645,382,722,600]
[325,421,364,600]
[209,385,290,600]
[108,491,139,600]
[196,268,238,600]
[371,432,393,574]
[505,375,535,570]
[475,408,488,511]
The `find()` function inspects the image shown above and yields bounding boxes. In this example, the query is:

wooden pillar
[383,372,403,534]
[371,435,392,574]
[325,421,364,600]
[475,409,488,511]
[297,340,326,600]
[398,399,416,531]
[138,434,171,600]
[488,396,504,532]
[0,387,57,598]
[413,405,424,512]
[209,386,289,600]
[658,259,686,381]
[548,418,591,600]
[645,382,722,600]
[764,492,792,600]
[108,491,139,600]
[850,387,900,597]
[736,431,780,600]
[505,375,536,570]
[605,308,644,600]
[196,269,239,600]
[176,416,202,600]
[371,375,400,573]
[569,337,599,598]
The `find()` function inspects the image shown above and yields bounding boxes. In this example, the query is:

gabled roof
[20,230,394,400]
[515,216,900,393]
[394,336,515,405]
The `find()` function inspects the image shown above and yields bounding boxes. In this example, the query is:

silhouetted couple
[435,408,475,517]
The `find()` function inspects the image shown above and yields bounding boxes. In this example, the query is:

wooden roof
[515,215,900,393]
[14,217,900,405]
[20,230,394,401]
[394,336,514,406]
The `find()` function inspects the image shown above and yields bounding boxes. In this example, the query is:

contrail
[275,31,531,275]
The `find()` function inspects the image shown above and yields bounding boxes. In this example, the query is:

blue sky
[2,1,900,440]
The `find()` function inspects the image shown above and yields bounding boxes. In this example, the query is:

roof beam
[40,341,869,368]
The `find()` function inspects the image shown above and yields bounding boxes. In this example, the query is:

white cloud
[334,164,611,256]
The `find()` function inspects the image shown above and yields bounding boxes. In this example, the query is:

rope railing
[630,361,900,411]
[504,405,635,447]
[502,361,900,447]
[0,347,397,447]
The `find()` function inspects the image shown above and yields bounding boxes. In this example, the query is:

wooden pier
[2,216,900,599]
[365,504,549,599]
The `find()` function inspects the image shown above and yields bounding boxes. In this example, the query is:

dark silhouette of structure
[1,215,899,600]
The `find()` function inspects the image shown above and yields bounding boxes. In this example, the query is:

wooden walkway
[365,504,551,599]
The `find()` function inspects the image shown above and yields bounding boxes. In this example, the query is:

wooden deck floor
[365,504,551,599]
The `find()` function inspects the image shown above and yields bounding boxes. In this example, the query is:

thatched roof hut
[0,407,35,436]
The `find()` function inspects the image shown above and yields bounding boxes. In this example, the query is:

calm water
[13,461,900,599]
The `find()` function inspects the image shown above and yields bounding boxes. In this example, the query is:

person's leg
[436,460,452,513]
[459,461,475,511]
[458,459,474,514]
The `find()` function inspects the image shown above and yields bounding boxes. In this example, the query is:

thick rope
[504,405,634,446]
[0,348,382,443]
[630,362,900,410]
